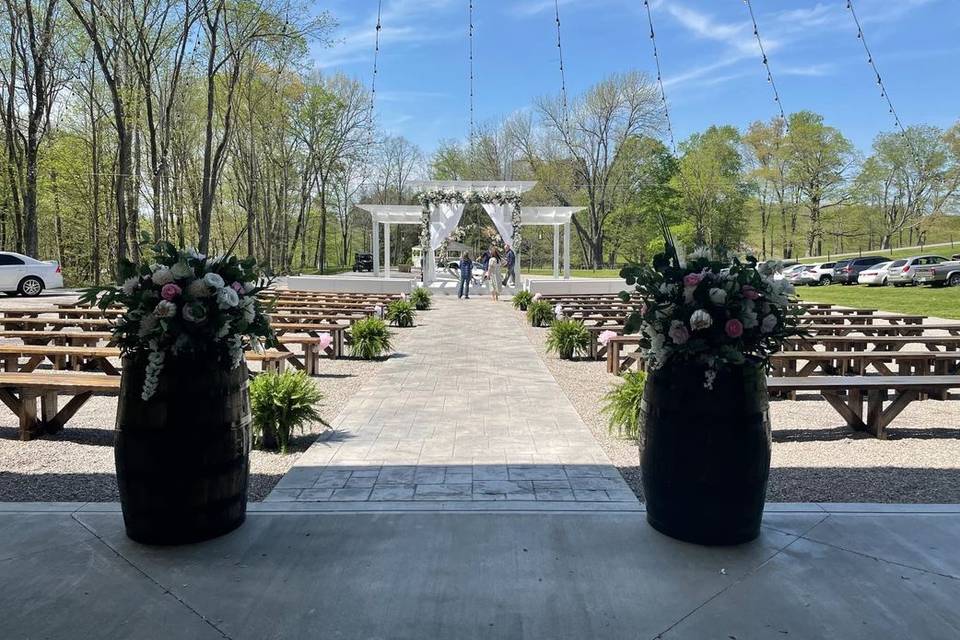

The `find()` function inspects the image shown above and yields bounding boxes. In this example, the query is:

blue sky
[311,0,960,155]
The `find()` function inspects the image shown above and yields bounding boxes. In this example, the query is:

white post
[553,224,560,279]
[563,221,571,279]
[372,220,381,277]
[384,223,391,279]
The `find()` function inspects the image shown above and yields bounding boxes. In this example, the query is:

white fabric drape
[429,203,466,251]
[481,203,515,246]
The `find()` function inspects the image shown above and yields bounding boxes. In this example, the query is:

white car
[0,252,63,296]
[796,261,837,286]
[857,261,893,286]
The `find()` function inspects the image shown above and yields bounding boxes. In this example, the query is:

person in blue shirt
[458,253,473,299]
[502,244,516,287]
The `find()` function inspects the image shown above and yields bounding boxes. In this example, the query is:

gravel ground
[0,290,420,502]
[517,308,960,503]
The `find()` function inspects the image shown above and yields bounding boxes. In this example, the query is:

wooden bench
[0,372,121,440]
[0,330,113,346]
[804,323,960,337]
[767,375,960,439]
[786,335,960,353]
[272,324,346,359]
[771,351,960,377]
[586,325,623,359]
[245,349,293,374]
[606,335,644,374]
[0,306,125,320]
[797,313,925,326]
[0,317,112,331]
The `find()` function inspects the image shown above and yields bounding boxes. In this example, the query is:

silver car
[887,255,951,286]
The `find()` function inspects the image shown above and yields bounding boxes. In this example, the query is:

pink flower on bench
[317,332,334,352]
[598,330,618,347]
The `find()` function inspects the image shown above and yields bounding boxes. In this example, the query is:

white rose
[151,267,174,286]
[742,310,759,329]
[171,261,193,279]
[761,314,778,333]
[187,279,211,298]
[239,297,256,323]
[242,281,257,294]
[203,272,225,289]
[216,287,240,310]
[121,276,140,295]
[154,300,177,318]
[689,309,713,331]
[708,288,727,305]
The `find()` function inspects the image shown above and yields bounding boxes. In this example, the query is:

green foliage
[602,371,648,440]
[386,300,416,327]
[512,290,534,310]
[526,300,555,327]
[545,318,590,359]
[349,316,392,359]
[409,287,432,311]
[250,371,328,454]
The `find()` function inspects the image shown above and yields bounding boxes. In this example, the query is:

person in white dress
[486,248,503,301]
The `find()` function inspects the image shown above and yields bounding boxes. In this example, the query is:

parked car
[782,264,807,284]
[832,256,888,285]
[352,252,373,272]
[913,259,960,287]
[952,253,960,260]
[796,262,836,286]
[0,252,62,296]
[886,255,951,287]
[857,261,893,286]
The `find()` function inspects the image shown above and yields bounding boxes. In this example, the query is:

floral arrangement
[80,243,274,400]
[415,189,523,263]
[620,247,801,388]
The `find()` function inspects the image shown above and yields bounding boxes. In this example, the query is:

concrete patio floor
[1,503,958,639]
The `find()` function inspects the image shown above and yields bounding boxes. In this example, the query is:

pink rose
[725,319,744,338]
[231,281,243,293]
[741,285,760,300]
[640,303,648,316]
[160,283,182,301]
[318,332,334,351]
[668,320,690,345]
[683,273,703,288]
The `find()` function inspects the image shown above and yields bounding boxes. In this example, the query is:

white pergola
[358,182,583,284]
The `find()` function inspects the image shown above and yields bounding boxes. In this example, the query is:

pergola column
[372,220,381,277]
[553,224,560,278]
[384,223,391,279]
[563,221,571,279]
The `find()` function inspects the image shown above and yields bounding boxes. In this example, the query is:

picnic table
[0,372,121,440]
[771,350,960,377]
[786,335,960,352]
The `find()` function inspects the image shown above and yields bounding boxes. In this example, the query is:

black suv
[833,256,887,285]
[352,253,374,272]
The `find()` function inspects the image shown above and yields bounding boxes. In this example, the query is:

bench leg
[44,392,93,433]
[41,392,60,433]
[822,390,867,432]
[20,392,39,441]
[3,355,17,372]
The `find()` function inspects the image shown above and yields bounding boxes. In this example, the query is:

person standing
[502,243,516,288]
[458,253,473,299]
[487,248,503,301]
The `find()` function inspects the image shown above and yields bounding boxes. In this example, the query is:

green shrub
[349,316,392,358]
[526,300,555,327]
[602,371,648,440]
[512,290,534,311]
[545,318,590,359]
[250,371,328,453]
[386,300,416,327]
[409,287,432,311]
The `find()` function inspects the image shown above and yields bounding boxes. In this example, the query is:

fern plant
[250,371,329,453]
[387,300,416,327]
[546,318,590,359]
[409,287,432,311]
[512,290,534,311]
[602,371,648,440]
[526,300,555,327]
[349,316,392,359]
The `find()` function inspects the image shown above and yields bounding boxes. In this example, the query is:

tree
[676,125,749,255]
[535,71,662,268]
[785,111,856,256]
[856,124,960,249]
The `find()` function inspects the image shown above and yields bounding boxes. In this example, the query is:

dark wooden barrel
[640,360,771,545]
[115,353,251,545]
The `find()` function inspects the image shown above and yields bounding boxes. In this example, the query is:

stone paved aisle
[266,295,637,506]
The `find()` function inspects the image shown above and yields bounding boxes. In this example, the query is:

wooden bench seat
[0,330,113,346]
[0,317,112,331]
[244,349,293,374]
[767,375,960,439]
[771,351,960,377]
[786,335,960,352]
[804,323,960,337]
[0,372,121,440]
[606,335,644,374]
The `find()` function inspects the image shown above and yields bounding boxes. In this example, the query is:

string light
[742,0,786,126]
[368,0,383,134]
[845,0,922,167]
[468,0,475,146]
[642,0,677,154]
[553,0,570,134]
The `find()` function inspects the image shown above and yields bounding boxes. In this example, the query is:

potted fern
[546,318,590,359]
[512,290,534,311]
[410,287,432,311]
[526,300,555,327]
[250,371,329,454]
[387,299,416,327]
[349,316,392,359]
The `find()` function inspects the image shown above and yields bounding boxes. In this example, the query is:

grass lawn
[797,283,960,319]
[525,268,623,279]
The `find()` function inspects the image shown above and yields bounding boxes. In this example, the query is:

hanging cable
[845,0,921,165]
[642,0,677,154]
[742,0,786,126]
[368,0,383,134]
[468,0,475,146]
[553,0,570,133]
